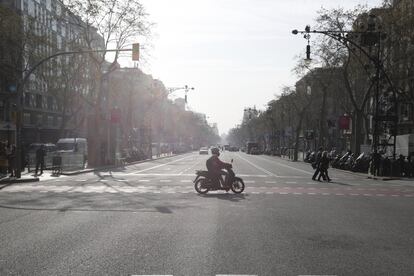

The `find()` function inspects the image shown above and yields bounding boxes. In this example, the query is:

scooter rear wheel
[230,177,245,194]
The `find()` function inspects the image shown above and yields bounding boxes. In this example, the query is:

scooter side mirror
[231,159,233,163]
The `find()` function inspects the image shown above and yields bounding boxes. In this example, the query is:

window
[400,103,413,122]
[24,93,31,107]
[24,113,31,125]
[47,97,53,110]
[36,94,42,109]
[48,116,53,126]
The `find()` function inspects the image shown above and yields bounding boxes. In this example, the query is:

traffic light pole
[15,48,133,178]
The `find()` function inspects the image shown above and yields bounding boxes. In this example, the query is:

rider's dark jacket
[206,155,228,174]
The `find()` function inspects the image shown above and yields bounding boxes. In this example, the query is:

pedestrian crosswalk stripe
[2,184,411,198]
[216,274,257,276]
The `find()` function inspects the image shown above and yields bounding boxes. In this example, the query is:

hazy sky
[124,0,383,134]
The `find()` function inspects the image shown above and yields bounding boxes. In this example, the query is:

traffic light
[306,45,311,60]
[132,43,140,61]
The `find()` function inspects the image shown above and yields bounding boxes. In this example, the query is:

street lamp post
[292,14,399,174]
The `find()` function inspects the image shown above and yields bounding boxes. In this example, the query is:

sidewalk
[0,173,39,188]
[274,152,413,182]
[0,152,182,186]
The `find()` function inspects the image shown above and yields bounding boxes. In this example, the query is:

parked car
[26,143,57,171]
[199,147,209,155]
[56,138,88,167]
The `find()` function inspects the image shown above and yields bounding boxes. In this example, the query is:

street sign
[132,43,140,61]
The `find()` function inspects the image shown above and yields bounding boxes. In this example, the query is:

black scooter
[193,160,245,194]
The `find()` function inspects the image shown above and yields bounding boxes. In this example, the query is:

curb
[274,155,409,181]
[0,177,40,185]
[60,152,189,176]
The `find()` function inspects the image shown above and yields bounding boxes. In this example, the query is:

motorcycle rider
[206,147,232,188]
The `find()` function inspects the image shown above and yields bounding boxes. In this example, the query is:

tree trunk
[318,87,328,148]
[352,109,364,155]
[293,111,305,161]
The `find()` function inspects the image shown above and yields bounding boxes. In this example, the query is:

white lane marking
[216,274,257,276]
[178,157,204,175]
[244,180,255,183]
[235,153,277,176]
[251,192,260,194]
[265,181,277,184]
[307,193,317,195]
[75,179,87,182]
[286,181,297,184]
[160,180,171,183]
[132,274,173,276]
[238,174,267,177]
[180,180,192,183]
[133,155,195,174]
[293,192,302,195]
[250,154,313,175]
[139,179,150,182]
[99,179,108,182]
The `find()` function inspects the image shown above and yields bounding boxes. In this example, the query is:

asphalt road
[0,151,413,276]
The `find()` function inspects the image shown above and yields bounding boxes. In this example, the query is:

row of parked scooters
[304,150,371,173]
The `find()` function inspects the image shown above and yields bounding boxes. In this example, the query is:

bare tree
[61,0,153,165]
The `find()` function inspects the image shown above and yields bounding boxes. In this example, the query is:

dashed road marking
[235,153,277,176]
[244,180,255,183]
[139,179,150,182]
[286,181,297,184]
[265,181,277,184]
[160,180,171,183]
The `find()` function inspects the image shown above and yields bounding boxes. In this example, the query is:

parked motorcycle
[193,160,245,194]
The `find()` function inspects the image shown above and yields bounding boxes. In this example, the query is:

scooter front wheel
[194,178,209,194]
[230,177,245,194]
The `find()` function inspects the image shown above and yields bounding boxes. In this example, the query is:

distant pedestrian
[312,147,324,181]
[7,144,16,177]
[35,145,46,176]
[407,155,414,177]
[397,154,405,177]
[318,151,331,182]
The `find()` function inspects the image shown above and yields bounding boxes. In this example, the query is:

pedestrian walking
[397,154,405,177]
[35,145,46,176]
[318,151,331,182]
[7,144,16,177]
[312,147,324,181]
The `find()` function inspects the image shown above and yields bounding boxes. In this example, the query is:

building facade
[0,0,104,148]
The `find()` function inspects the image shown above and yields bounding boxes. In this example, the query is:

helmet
[211,147,220,155]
